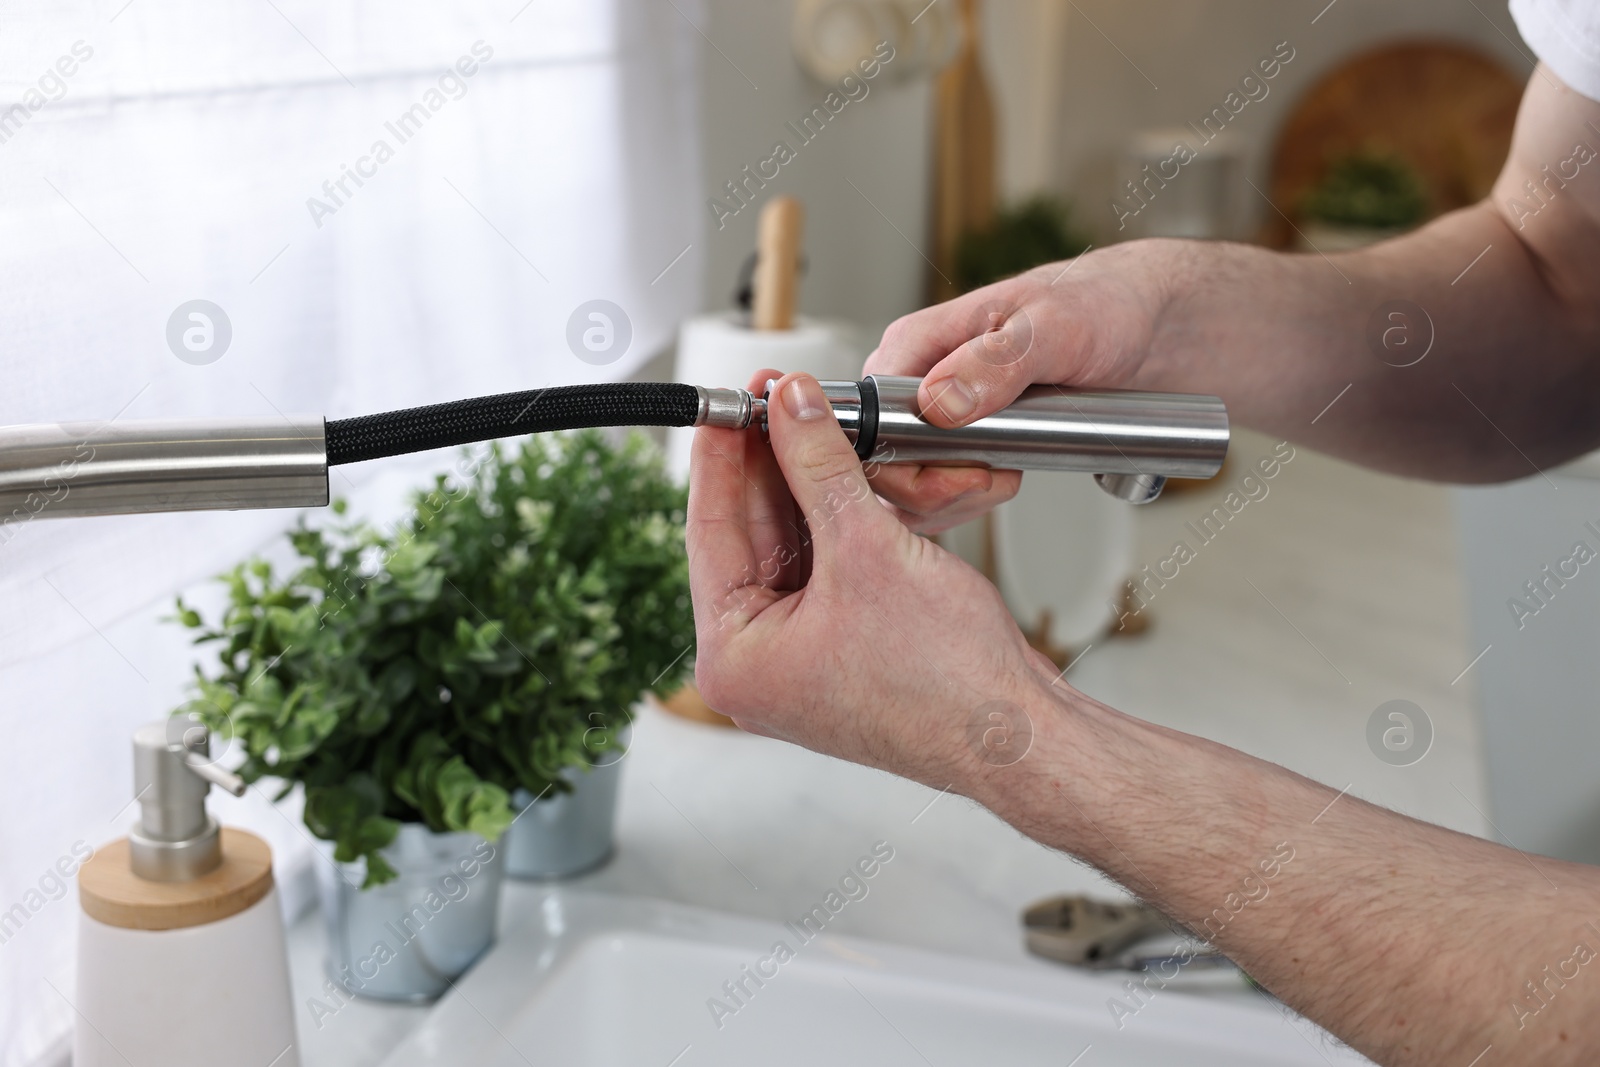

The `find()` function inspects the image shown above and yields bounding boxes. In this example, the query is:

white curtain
[0,2,702,1062]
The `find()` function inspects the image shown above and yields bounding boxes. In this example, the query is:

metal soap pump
[74,715,300,1067]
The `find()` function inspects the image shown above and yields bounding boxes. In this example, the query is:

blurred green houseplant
[954,197,1092,294]
[1300,151,1428,231]
[175,429,692,886]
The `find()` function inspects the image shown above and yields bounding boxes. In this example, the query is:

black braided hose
[324,382,702,466]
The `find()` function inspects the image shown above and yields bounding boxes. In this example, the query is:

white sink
[379,890,1370,1066]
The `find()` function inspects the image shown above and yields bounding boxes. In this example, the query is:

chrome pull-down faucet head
[692,376,1229,504]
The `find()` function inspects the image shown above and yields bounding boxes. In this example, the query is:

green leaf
[434,756,513,841]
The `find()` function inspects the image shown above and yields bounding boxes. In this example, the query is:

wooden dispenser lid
[79,828,275,931]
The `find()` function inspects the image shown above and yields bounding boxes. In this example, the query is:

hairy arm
[972,681,1600,1066]
[865,65,1600,528]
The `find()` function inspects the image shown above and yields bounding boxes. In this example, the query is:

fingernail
[927,377,977,423]
[782,376,829,420]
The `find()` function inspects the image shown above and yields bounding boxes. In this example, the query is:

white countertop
[288,430,1486,1067]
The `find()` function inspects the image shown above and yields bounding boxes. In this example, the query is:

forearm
[1130,202,1600,481]
[973,683,1600,1066]
[1125,65,1600,482]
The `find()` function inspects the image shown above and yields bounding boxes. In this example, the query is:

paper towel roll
[668,312,866,480]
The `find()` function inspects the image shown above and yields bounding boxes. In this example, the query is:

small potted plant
[953,197,1092,294]
[1298,150,1428,251]
[175,428,692,999]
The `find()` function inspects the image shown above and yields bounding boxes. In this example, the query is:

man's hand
[860,241,1187,532]
[687,369,1060,790]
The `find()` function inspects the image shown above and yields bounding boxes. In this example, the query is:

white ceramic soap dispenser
[75,714,300,1067]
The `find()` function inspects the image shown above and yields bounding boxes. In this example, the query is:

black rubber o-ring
[854,375,880,463]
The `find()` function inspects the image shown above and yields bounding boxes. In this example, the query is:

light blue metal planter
[315,824,504,1002]
[504,731,629,880]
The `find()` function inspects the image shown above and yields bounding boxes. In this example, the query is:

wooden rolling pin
[930,0,995,304]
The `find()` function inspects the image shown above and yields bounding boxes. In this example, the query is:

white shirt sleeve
[1511,0,1600,101]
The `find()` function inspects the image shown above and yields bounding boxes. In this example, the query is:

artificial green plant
[175,429,692,885]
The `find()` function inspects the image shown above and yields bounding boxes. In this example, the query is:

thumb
[766,373,899,562]
[916,303,1040,428]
